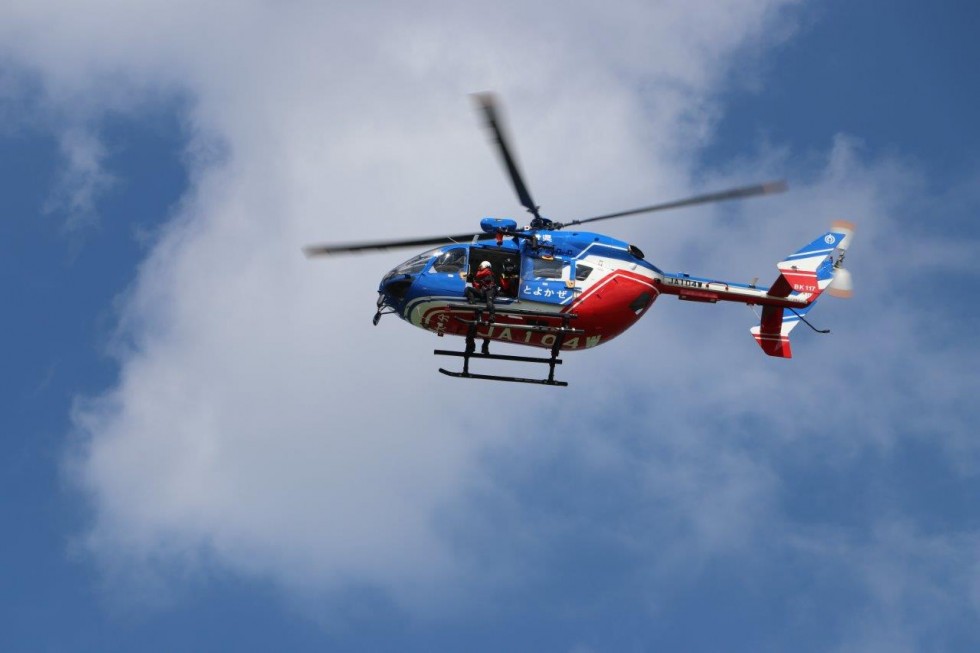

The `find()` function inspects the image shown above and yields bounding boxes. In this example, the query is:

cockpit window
[532,257,565,279]
[432,247,466,273]
[391,248,442,276]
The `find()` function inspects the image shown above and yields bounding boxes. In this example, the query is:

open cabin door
[519,251,576,306]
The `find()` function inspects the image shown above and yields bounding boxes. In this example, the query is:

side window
[532,257,565,279]
[575,264,593,281]
[432,247,466,273]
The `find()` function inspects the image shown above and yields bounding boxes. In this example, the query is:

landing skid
[435,351,568,386]
[434,304,577,386]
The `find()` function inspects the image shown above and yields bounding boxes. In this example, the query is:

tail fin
[768,230,844,301]
[750,227,848,358]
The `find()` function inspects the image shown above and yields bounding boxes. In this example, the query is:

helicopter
[305,94,855,386]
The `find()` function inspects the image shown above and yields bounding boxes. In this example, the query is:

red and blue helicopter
[305,94,855,386]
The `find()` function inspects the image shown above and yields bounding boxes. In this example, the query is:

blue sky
[2,1,979,651]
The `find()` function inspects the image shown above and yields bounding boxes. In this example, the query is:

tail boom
[656,274,811,309]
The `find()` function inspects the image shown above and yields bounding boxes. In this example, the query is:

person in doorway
[465,260,498,318]
[499,257,519,297]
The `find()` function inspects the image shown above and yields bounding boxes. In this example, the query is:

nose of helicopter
[372,271,416,325]
[372,247,448,324]
[380,271,415,301]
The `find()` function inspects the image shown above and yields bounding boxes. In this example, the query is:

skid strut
[434,305,578,386]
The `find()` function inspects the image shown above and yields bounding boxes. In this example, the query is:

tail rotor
[828,220,855,299]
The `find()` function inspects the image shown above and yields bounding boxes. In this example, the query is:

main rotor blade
[304,232,490,257]
[473,93,541,221]
[560,180,787,228]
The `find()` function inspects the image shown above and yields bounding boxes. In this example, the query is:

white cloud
[4,0,979,636]
[43,125,116,230]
